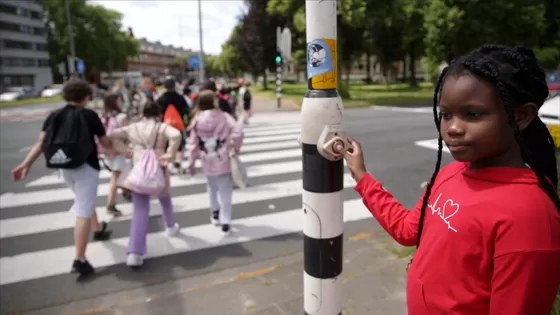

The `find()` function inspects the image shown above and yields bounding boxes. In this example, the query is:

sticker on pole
[306,39,337,90]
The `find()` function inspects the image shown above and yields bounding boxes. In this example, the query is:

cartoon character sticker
[307,39,334,79]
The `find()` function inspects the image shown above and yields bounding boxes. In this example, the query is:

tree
[42,0,139,79]
[234,0,285,89]
[423,0,547,78]
[215,24,246,77]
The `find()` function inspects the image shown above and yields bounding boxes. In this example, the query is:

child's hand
[11,163,30,181]
[342,136,367,182]
[159,154,172,167]
[187,165,196,176]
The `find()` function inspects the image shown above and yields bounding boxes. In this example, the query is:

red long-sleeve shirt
[355,161,560,315]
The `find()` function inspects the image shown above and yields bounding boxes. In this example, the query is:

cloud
[89,0,246,55]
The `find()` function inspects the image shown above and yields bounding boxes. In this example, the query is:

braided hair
[416,44,560,249]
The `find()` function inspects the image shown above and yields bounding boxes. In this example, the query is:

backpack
[163,104,185,131]
[42,105,94,169]
[123,123,166,195]
[96,113,119,155]
[193,116,230,165]
[243,89,251,103]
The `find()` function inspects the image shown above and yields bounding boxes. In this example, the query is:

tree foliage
[42,0,139,78]
[216,0,559,85]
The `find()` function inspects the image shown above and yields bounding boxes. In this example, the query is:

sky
[90,0,246,55]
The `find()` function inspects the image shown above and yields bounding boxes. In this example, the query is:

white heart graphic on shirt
[441,199,460,221]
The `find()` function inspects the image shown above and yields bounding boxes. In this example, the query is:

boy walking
[12,79,112,276]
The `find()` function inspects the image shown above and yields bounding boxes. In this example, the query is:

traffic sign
[76,59,85,73]
[188,55,201,69]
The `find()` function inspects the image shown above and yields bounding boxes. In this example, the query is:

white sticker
[327,124,343,133]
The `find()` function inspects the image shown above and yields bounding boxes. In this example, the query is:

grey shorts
[60,163,100,218]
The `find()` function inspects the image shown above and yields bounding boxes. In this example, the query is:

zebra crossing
[0,112,371,289]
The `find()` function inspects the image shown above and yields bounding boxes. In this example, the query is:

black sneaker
[93,221,111,241]
[107,204,122,217]
[121,189,132,202]
[221,224,231,235]
[71,259,94,275]
[210,210,219,226]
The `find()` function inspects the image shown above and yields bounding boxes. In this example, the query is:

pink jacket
[186,109,243,176]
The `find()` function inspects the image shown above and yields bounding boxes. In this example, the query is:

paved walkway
[30,226,409,315]
[251,95,300,112]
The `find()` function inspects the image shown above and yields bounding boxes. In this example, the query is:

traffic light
[275,55,282,64]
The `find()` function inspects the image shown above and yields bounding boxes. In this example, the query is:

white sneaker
[126,253,143,267]
[210,211,220,226]
[165,223,180,237]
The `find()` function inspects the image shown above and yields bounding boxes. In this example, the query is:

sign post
[301,1,346,314]
[188,55,201,83]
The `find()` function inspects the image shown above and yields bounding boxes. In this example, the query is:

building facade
[0,0,52,93]
[126,38,192,80]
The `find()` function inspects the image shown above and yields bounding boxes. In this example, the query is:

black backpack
[43,105,94,169]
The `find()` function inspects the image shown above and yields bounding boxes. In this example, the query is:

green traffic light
[275,56,282,63]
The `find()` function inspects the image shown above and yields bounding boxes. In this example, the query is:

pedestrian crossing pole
[301,0,346,314]
[275,55,282,108]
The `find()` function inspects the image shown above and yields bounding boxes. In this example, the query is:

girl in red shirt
[344,44,560,315]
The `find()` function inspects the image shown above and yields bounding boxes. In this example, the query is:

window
[2,40,33,50]
[37,59,49,67]
[0,21,45,36]
[35,43,48,51]
[0,57,37,67]
[0,3,17,15]
[30,10,42,20]
[1,75,34,87]
[33,26,44,36]
[0,21,20,32]
[0,3,42,19]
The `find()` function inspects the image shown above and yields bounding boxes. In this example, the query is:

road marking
[0,199,370,285]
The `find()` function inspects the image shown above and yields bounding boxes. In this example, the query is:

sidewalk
[29,227,409,315]
[251,95,300,112]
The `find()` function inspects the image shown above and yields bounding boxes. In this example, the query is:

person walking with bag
[186,90,243,235]
[12,79,112,276]
[108,102,182,267]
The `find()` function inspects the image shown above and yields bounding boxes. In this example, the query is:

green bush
[534,47,560,71]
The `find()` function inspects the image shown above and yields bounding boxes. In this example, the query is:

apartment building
[0,0,52,92]
[126,38,192,80]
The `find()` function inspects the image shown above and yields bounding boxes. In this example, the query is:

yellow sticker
[307,38,337,90]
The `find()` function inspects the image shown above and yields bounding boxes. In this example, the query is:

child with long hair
[108,101,181,267]
[186,90,243,235]
[344,44,560,314]
[100,93,128,216]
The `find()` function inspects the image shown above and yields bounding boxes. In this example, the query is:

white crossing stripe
[1,174,355,238]
[0,199,370,285]
[2,149,303,208]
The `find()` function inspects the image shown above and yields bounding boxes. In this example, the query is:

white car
[41,84,63,98]
[0,91,21,101]
[539,95,559,125]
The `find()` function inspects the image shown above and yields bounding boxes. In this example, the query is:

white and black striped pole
[275,56,282,108]
[301,0,345,314]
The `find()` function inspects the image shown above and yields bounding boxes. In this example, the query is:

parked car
[546,70,560,95]
[0,86,36,102]
[40,84,63,98]
[539,94,559,125]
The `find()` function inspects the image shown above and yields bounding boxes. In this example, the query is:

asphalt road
[0,105,453,314]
